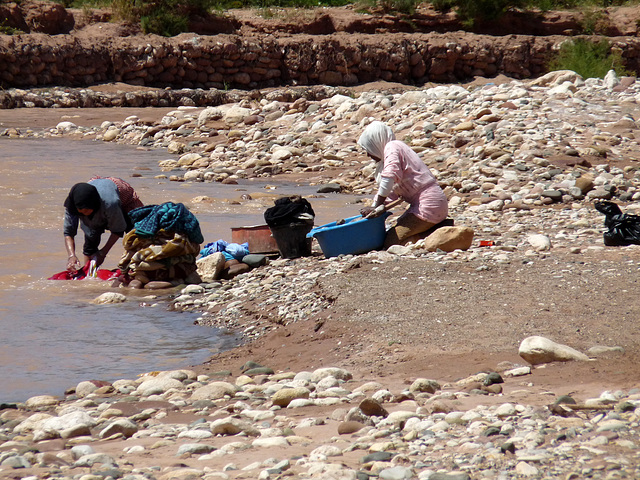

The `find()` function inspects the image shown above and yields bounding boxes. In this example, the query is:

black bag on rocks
[594,200,640,246]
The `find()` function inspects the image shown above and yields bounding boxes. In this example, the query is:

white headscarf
[357,121,395,161]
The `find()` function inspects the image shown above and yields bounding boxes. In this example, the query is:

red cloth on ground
[48,261,120,281]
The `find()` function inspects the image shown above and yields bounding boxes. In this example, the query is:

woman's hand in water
[67,255,81,272]
[92,250,106,268]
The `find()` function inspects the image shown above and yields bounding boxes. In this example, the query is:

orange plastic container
[231,225,280,253]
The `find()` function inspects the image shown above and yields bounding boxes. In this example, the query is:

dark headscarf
[64,183,101,216]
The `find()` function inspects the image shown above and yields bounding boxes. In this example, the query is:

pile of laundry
[197,239,267,282]
[118,202,204,289]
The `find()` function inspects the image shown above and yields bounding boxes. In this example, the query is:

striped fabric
[90,176,143,213]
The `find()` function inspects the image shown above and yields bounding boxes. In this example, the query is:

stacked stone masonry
[2,32,640,90]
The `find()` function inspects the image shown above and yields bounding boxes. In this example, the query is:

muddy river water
[0,137,361,402]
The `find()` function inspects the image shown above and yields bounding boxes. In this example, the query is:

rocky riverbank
[5,69,640,202]
[3,70,640,478]
[2,357,640,480]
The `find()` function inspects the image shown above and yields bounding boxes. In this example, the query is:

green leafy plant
[0,20,24,34]
[430,0,453,11]
[548,38,632,78]
[378,0,420,14]
[58,0,113,7]
[580,8,611,34]
[211,0,348,7]
[111,0,141,22]
[523,0,579,9]
[258,6,277,16]
[523,0,637,8]
[431,0,527,26]
[110,0,217,36]
[141,10,189,35]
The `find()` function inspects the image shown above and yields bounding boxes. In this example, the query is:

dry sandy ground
[195,249,640,408]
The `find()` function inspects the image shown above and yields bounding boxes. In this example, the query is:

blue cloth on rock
[199,240,229,258]
[129,202,204,244]
[200,239,249,260]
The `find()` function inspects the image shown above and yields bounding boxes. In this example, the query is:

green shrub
[430,0,527,26]
[0,21,24,35]
[111,0,216,35]
[524,0,638,8]
[378,0,420,13]
[523,0,579,8]
[430,0,453,11]
[211,0,349,7]
[580,8,611,34]
[141,10,189,35]
[58,0,113,7]
[548,38,632,78]
[111,0,144,22]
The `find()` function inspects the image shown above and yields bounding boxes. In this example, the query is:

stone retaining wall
[1,32,640,91]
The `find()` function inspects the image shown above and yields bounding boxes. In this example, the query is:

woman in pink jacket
[358,121,448,247]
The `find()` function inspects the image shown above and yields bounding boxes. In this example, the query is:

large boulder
[191,381,239,401]
[224,106,252,125]
[135,377,184,397]
[92,292,126,304]
[310,367,353,383]
[13,413,54,434]
[422,226,474,252]
[197,107,224,126]
[271,387,310,407]
[519,336,591,365]
[24,395,59,409]
[529,70,583,88]
[210,417,259,436]
[527,234,551,252]
[34,411,96,440]
[196,252,226,282]
[99,418,138,438]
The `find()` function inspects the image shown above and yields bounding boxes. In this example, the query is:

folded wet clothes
[129,202,204,244]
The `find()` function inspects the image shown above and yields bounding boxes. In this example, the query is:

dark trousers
[82,209,133,256]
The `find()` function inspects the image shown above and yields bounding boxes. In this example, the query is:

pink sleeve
[381,143,403,182]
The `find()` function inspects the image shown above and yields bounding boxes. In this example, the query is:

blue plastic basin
[307,211,391,258]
